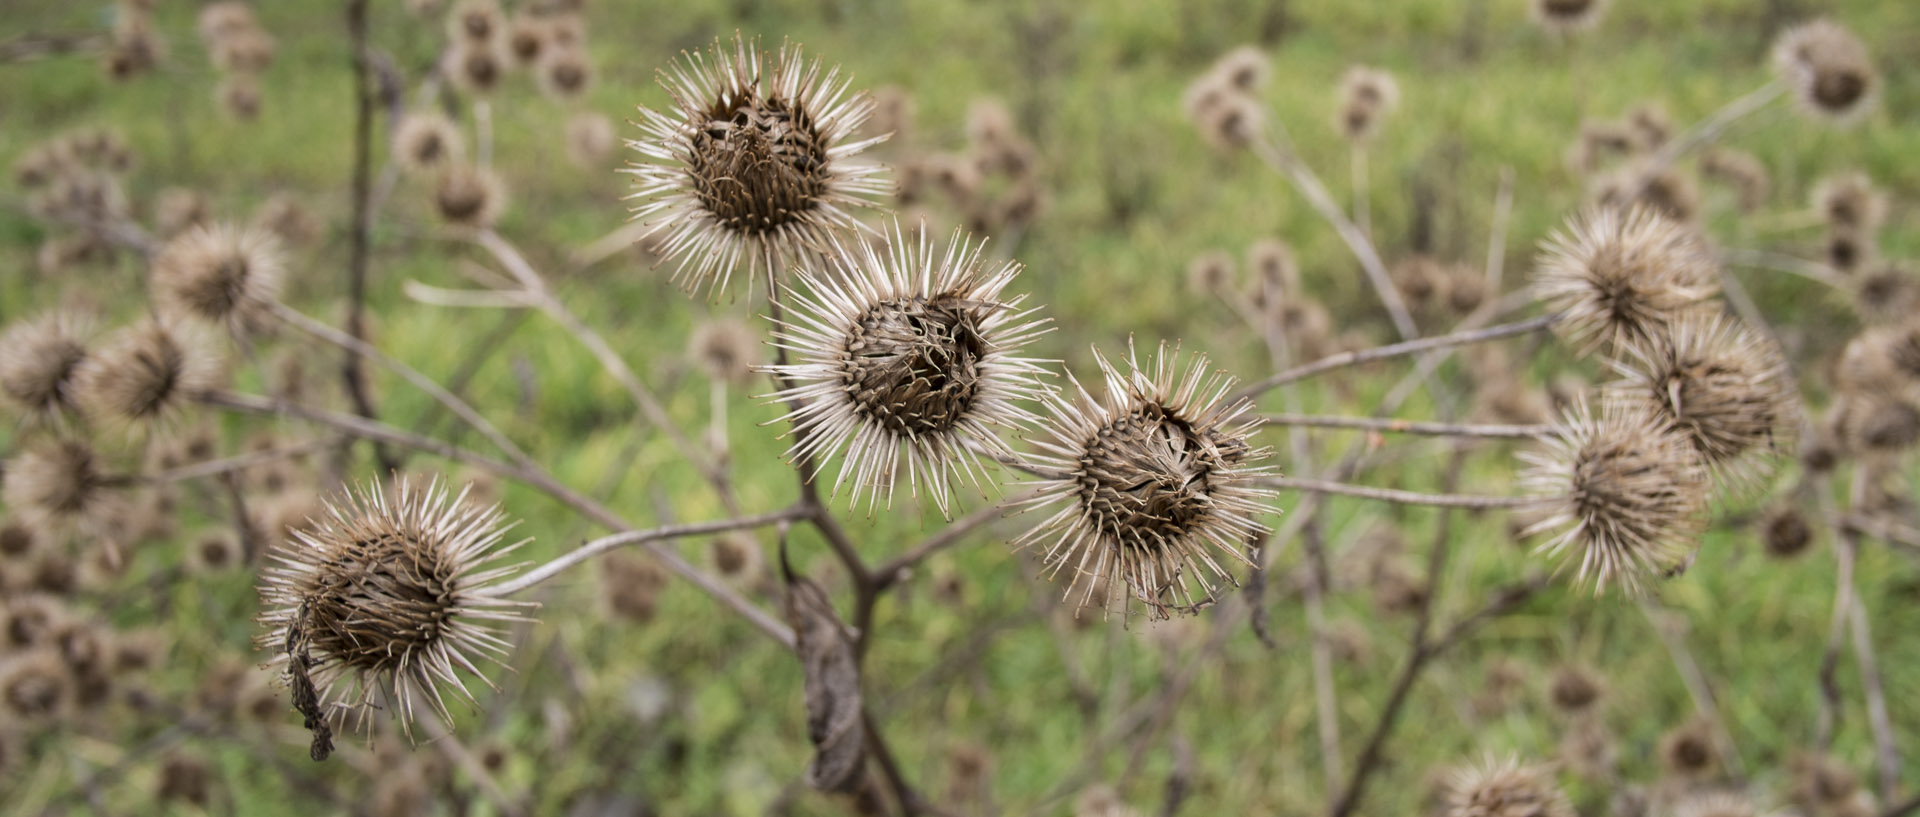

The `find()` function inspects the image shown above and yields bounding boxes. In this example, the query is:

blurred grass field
[3,0,1920,814]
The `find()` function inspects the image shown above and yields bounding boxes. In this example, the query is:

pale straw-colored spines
[1531,206,1719,357]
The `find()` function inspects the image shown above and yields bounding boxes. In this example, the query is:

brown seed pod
[74,319,223,429]
[537,47,592,100]
[1532,206,1718,357]
[392,112,465,174]
[1699,149,1770,213]
[0,650,73,724]
[156,752,212,806]
[446,40,505,96]
[1444,755,1575,817]
[1607,311,1797,485]
[3,440,118,531]
[218,74,262,120]
[688,318,759,386]
[1812,172,1886,233]
[151,223,286,336]
[1658,719,1718,779]
[564,112,615,169]
[1547,664,1605,714]
[250,192,319,247]
[1337,65,1400,142]
[504,14,547,66]
[0,311,92,426]
[1773,19,1878,125]
[434,164,507,229]
[447,0,501,42]
[1761,505,1814,559]
[1186,250,1235,296]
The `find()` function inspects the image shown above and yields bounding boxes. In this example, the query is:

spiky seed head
[1791,755,1861,810]
[688,317,759,386]
[152,223,285,337]
[393,112,465,174]
[1607,312,1797,485]
[188,532,244,574]
[1773,19,1877,125]
[1812,173,1886,232]
[1247,238,1298,296]
[538,47,592,100]
[1700,149,1770,213]
[601,551,666,622]
[1761,504,1814,559]
[446,40,505,96]
[1850,262,1916,326]
[1835,393,1920,454]
[1825,226,1872,276]
[0,311,92,425]
[1558,715,1616,781]
[1567,119,1638,174]
[1532,206,1719,357]
[0,522,38,563]
[1659,719,1719,779]
[565,112,616,168]
[434,164,507,229]
[1015,341,1275,619]
[447,0,501,42]
[1393,255,1448,311]
[1186,251,1235,296]
[1197,91,1265,153]
[153,188,211,238]
[1521,399,1710,593]
[3,440,118,531]
[1337,66,1400,142]
[1547,664,1605,713]
[0,650,72,724]
[504,14,546,65]
[624,35,890,297]
[1592,161,1699,224]
[1211,46,1270,94]
[707,533,763,585]
[1445,756,1575,817]
[1626,102,1673,150]
[762,225,1049,517]
[255,477,531,737]
[73,319,222,428]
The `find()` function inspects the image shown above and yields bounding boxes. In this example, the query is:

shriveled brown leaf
[780,543,865,793]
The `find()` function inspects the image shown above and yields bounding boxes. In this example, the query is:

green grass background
[2,0,1919,814]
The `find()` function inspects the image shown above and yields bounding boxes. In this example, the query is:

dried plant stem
[1263,476,1552,509]
[471,229,731,499]
[1849,594,1901,802]
[1231,313,1561,401]
[1351,147,1371,242]
[873,490,1035,591]
[1637,598,1747,781]
[1816,476,1862,752]
[273,302,535,467]
[1261,413,1550,439]
[198,389,797,647]
[1721,248,1848,290]
[1302,519,1344,797]
[145,437,334,484]
[1648,80,1786,169]
[475,99,493,168]
[1251,135,1417,341]
[342,0,395,475]
[477,507,811,597]
[1886,793,1920,817]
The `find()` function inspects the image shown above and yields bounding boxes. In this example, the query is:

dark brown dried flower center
[461,13,492,40]
[464,52,499,88]
[1541,0,1595,18]
[0,525,33,557]
[1859,400,1920,451]
[1077,405,1243,553]
[1571,437,1676,541]
[841,294,987,436]
[122,337,187,418]
[510,31,542,61]
[1670,736,1712,770]
[687,91,830,235]
[6,338,86,410]
[303,532,457,671]
[438,176,488,221]
[1829,235,1860,269]
[4,667,61,716]
[1813,70,1867,110]
[1653,355,1777,460]
[1764,510,1811,556]
[550,61,585,92]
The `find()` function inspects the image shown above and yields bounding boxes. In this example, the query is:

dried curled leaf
[284,601,333,761]
[780,543,865,793]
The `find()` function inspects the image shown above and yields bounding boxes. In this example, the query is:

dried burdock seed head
[1567,119,1638,174]
[1850,262,1917,326]
[434,163,507,229]
[1247,238,1298,296]
[1790,754,1861,810]
[538,47,592,100]
[1531,0,1609,33]
[75,319,223,428]
[1337,66,1400,142]
[1825,226,1872,276]
[1607,311,1797,485]
[1547,663,1605,714]
[1812,172,1885,233]
[1559,715,1616,781]
[688,317,759,386]
[0,650,72,724]
[189,532,244,574]
[0,311,92,425]
[1700,149,1770,214]
[0,522,38,564]
[626,34,890,297]
[1449,264,1489,315]
[1761,504,1814,559]
[1016,341,1275,619]
[1626,102,1673,151]
[1532,206,1718,357]
[505,14,547,66]
[1445,756,1575,817]
[393,112,464,174]
[1186,250,1235,296]
[251,192,319,247]
[152,223,285,336]
[112,629,163,673]
[156,752,211,806]
[197,2,256,42]
[1393,255,1448,311]
[1212,46,1271,94]
[1521,399,1709,593]
[565,112,616,169]
[763,225,1049,517]
[1835,393,1920,455]
[1593,161,1699,224]
[3,440,118,530]
[256,477,531,737]
[447,0,501,42]
[218,74,261,120]
[153,187,211,238]
[707,533,763,585]
[1197,92,1265,153]
[1773,19,1878,125]
[212,28,276,74]
[1659,719,1718,779]
[545,12,585,50]
[601,551,666,622]
[447,40,505,96]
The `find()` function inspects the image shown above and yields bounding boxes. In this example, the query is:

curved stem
[477,506,811,598]
[1230,313,1561,402]
[1261,476,1553,509]
[1260,414,1549,439]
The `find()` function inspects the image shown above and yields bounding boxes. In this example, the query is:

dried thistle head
[1337,65,1400,142]
[1790,754,1862,811]
[1832,392,1920,456]
[0,311,92,426]
[1196,91,1265,153]
[256,478,531,737]
[537,47,592,100]
[218,75,262,120]
[1626,102,1673,151]
[1521,399,1710,593]
[0,650,72,725]
[188,532,244,574]
[1444,756,1574,817]
[1015,341,1275,619]
[152,223,286,337]
[1700,149,1770,214]
[706,533,763,586]
[1812,172,1885,233]
[1761,504,1814,559]
[1547,663,1606,715]
[1592,161,1699,224]
[625,35,890,297]
[1659,719,1719,779]
[446,40,505,96]
[1532,206,1718,356]
[252,192,320,247]
[504,14,547,66]
[1849,262,1916,326]
[393,112,465,174]
[564,112,617,169]
[1773,19,1877,125]
[1247,238,1298,296]
[1186,250,1235,296]
[197,2,257,42]
[447,0,501,42]
[689,317,760,387]
[434,163,507,229]
[1211,46,1271,94]
[211,28,275,73]
[2,440,120,531]
[0,521,39,565]
[153,188,212,238]
[762,225,1050,517]
[74,319,223,429]
[1607,311,1797,485]
[1826,226,1872,276]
